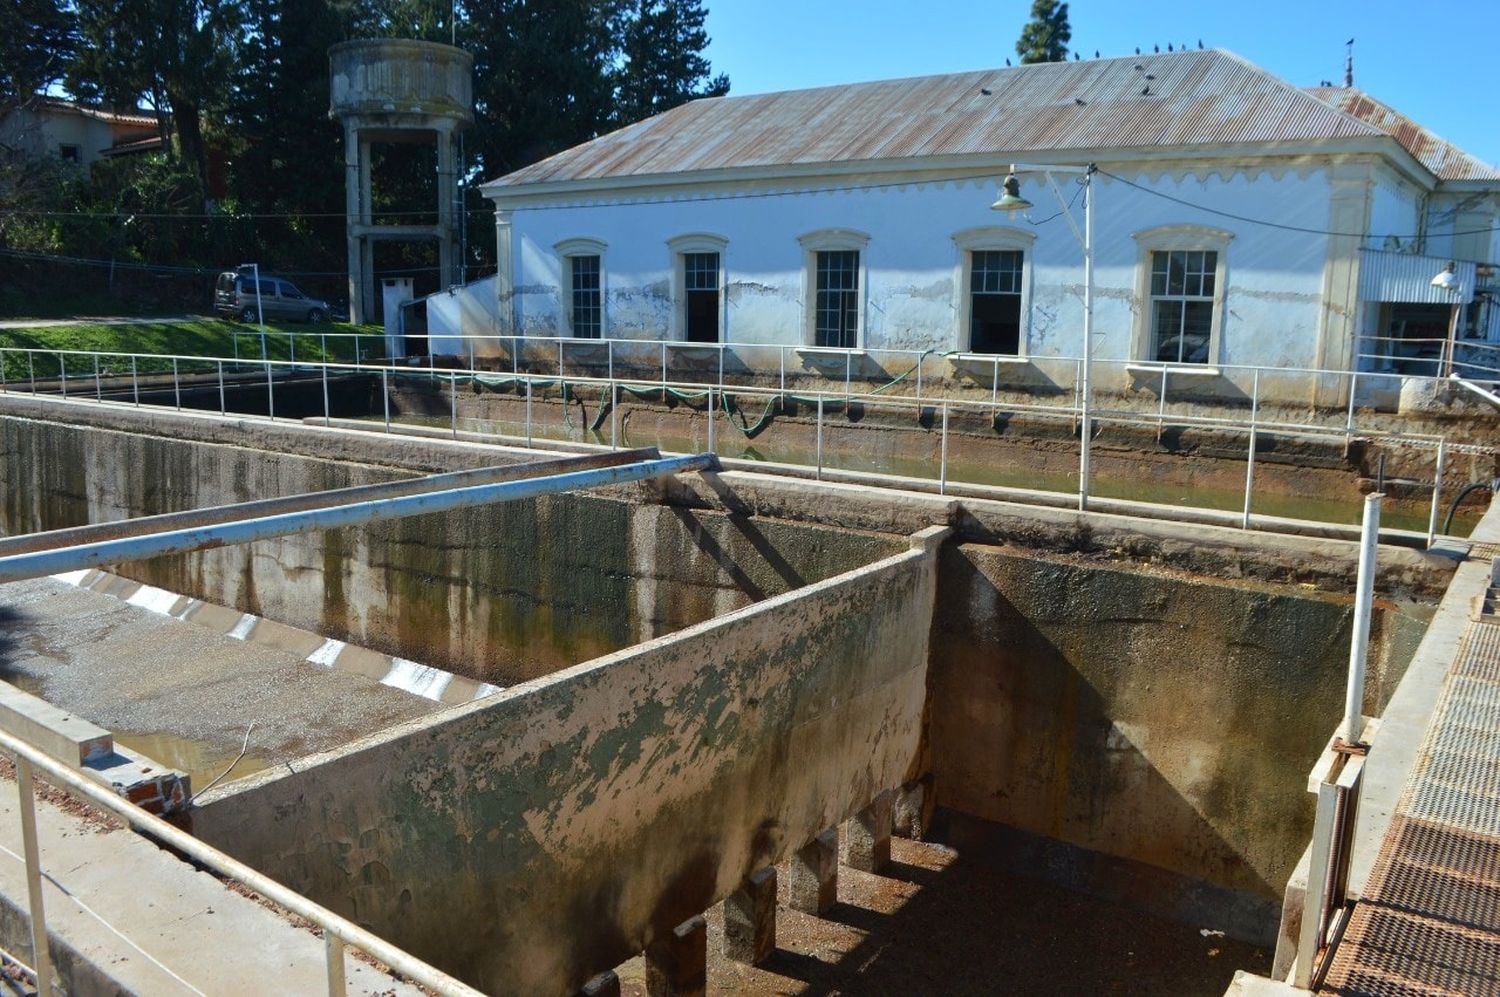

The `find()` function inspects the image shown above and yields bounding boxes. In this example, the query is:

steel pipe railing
[0,725,484,996]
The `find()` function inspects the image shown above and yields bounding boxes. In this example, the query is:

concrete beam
[0,682,112,767]
[721,867,775,965]
[787,828,838,915]
[644,915,705,997]
[841,790,893,873]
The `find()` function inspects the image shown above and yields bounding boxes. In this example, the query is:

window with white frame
[1131,225,1233,366]
[798,229,870,348]
[667,233,727,343]
[554,237,607,338]
[952,226,1035,355]
[1149,250,1217,363]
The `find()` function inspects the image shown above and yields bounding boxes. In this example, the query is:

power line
[0,246,453,279]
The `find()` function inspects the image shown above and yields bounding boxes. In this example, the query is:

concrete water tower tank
[329,39,473,325]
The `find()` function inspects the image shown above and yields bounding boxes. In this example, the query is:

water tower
[329,39,473,325]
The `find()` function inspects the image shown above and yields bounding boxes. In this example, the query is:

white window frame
[1130,224,1233,365]
[952,226,1037,356]
[666,233,728,343]
[798,228,870,349]
[554,237,608,338]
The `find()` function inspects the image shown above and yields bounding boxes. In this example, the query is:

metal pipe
[132,356,139,407]
[171,358,178,410]
[939,403,950,496]
[0,727,482,996]
[322,361,330,426]
[0,451,660,559]
[1451,373,1500,409]
[1427,440,1447,547]
[1343,493,1381,744]
[218,360,225,416]
[325,933,346,996]
[0,453,706,584]
[1079,168,1095,512]
[816,395,824,480]
[706,388,716,453]
[525,378,533,448]
[1243,369,1259,529]
[93,354,100,402]
[15,757,51,997]
[450,371,458,438]
[382,368,390,432]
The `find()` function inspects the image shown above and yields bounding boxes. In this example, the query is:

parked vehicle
[214,271,331,324]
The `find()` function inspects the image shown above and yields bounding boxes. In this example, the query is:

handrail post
[1344,370,1359,456]
[1427,441,1447,547]
[610,382,619,450]
[845,350,852,402]
[324,931,346,996]
[939,403,950,496]
[15,756,53,997]
[1157,364,1168,441]
[1243,369,1260,529]
[1,348,7,393]
[661,340,667,389]
[778,346,785,401]
[58,353,66,399]
[93,354,101,402]
[28,353,35,394]
[172,358,179,410]
[321,361,330,426]
[382,368,390,433]
[558,340,563,381]
[132,356,139,407]
[607,339,613,382]
[1345,493,1381,744]
[525,378,533,448]
[266,359,274,421]
[706,387,715,453]
[450,371,458,438]
[718,343,725,391]
[815,394,824,480]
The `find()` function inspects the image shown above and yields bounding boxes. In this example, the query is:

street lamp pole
[993,162,1098,510]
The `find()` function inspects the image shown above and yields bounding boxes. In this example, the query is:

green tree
[67,0,244,191]
[1016,0,1070,64]
[462,0,620,177]
[614,0,728,126]
[0,0,78,102]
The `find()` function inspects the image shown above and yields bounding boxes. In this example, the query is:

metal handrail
[0,725,484,996]
[0,345,1490,544]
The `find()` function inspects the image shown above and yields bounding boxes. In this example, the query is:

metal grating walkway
[1319,624,1500,995]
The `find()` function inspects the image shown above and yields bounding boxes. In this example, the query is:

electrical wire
[0,246,457,279]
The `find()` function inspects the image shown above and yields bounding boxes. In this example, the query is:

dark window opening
[969,250,1023,354]
[684,251,719,343]
[814,250,859,348]
[1149,250,1217,363]
[58,144,80,163]
[571,255,601,338]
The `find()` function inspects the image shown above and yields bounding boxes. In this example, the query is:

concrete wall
[926,542,1429,943]
[192,534,942,995]
[0,411,899,684]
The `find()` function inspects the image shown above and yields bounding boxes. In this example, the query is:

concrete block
[841,790,893,872]
[580,970,621,997]
[83,746,191,817]
[0,681,113,766]
[645,915,705,997]
[787,828,838,915]
[893,778,931,840]
[722,866,776,964]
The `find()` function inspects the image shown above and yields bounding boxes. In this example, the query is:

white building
[457,49,1498,398]
[0,99,161,167]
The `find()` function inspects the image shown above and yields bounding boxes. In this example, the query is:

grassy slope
[0,318,385,380]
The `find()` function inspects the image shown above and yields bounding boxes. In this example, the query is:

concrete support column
[344,123,364,326]
[435,124,456,289]
[580,970,621,997]
[786,827,837,915]
[840,790,893,873]
[722,866,776,964]
[645,915,706,997]
[493,209,515,337]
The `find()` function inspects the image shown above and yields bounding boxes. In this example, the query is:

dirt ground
[614,837,1270,996]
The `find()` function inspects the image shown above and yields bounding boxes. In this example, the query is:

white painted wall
[426,276,498,356]
[500,167,1335,369]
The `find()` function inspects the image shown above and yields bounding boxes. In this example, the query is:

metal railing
[0,725,483,996]
[0,343,1494,545]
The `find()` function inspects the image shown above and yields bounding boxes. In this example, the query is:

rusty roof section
[1305,86,1500,182]
[486,49,1400,191]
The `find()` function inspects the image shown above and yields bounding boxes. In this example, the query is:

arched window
[798,228,870,348]
[554,237,608,338]
[1131,224,1233,365]
[667,233,728,343]
[952,226,1037,355]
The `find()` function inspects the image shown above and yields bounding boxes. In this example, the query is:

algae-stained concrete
[0,409,898,683]
[191,534,943,995]
[927,543,1428,944]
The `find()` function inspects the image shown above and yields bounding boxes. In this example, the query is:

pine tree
[0,0,78,104]
[1015,0,1071,64]
[614,0,729,126]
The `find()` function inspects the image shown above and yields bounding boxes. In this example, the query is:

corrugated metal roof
[1306,86,1500,182]
[485,49,1394,191]
[1360,249,1476,304]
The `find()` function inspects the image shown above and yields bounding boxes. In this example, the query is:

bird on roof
[1153,44,1159,53]
[980,87,992,95]
[1197,39,1204,49]
[1135,46,1140,54]
[1094,50,1100,58]
[1005,57,1011,66]
[1167,42,1173,52]
[1073,51,1081,60]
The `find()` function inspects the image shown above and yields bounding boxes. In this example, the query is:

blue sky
[702,0,1500,169]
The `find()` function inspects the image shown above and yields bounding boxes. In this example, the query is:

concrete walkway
[0,770,422,994]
